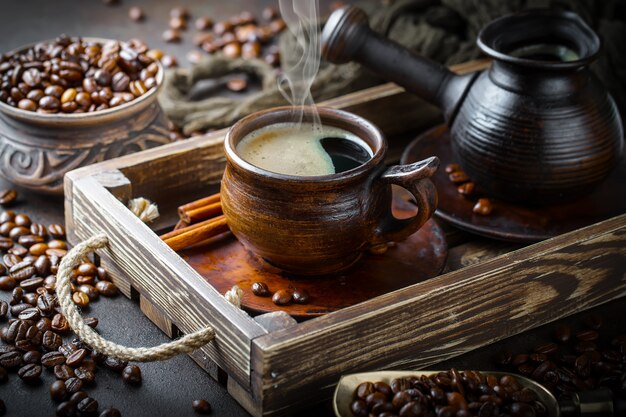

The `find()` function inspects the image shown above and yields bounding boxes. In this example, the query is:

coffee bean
[251,282,270,297]
[42,351,66,367]
[472,198,493,216]
[0,350,23,368]
[0,276,16,290]
[75,366,95,384]
[192,399,212,414]
[77,397,99,414]
[56,401,77,417]
[59,343,77,358]
[65,348,87,367]
[457,182,475,196]
[292,288,310,304]
[23,350,41,365]
[99,408,122,417]
[20,277,43,292]
[10,303,33,318]
[10,261,36,281]
[0,301,7,319]
[0,190,17,206]
[104,356,127,373]
[51,313,70,333]
[213,21,233,36]
[50,379,68,401]
[129,6,144,21]
[65,377,83,394]
[162,29,182,43]
[79,284,99,301]
[223,42,242,58]
[68,391,88,405]
[95,280,118,297]
[18,307,40,321]
[576,329,600,342]
[122,364,142,385]
[18,363,42,383]
[54,364,75,380]
[196,16,214,31]
[161,55,178,68]
[9,226,29,241]
[84,317,99,328]
[272,289,292,306]
[262,6,278,21]
[43,330,62,351]
[72,291,90,307]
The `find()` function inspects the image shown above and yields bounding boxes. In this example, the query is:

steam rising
[278,0,321,128]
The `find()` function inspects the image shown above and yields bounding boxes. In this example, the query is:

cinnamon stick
[161,215,229,251]
[180,201,223,224]
[178,193,220,219]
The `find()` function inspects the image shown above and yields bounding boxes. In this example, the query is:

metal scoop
[334,370,623,417]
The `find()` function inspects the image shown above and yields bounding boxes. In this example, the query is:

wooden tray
[64,59,626,417]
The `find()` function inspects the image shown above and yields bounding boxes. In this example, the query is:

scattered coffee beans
[0,36,158,113]
[500,314,626,401]
[0,207,130,416]
[351,369,549,417]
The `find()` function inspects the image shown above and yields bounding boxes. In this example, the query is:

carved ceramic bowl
[0,38,172,195]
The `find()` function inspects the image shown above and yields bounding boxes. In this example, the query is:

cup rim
[0,37,164,125]
[224,106,386,183]
[477,9,600,70]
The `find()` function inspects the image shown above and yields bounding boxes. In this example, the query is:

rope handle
[56,233,215,362]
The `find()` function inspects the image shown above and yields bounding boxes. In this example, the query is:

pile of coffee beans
[0,208,136,416]
[188,7,284,66]
[0,35,159,113]
[499,313,626,401]
[351,369,549,417]
[445,163,493,216]
[251,281,310,306]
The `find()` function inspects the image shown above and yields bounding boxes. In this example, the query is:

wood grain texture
[251,215,626,415]
[140,295,174,338]
[68,175,267,388]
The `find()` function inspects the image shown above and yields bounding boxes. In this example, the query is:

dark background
[0,1,624,417]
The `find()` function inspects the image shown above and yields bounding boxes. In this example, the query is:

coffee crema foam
[236,123,371,176]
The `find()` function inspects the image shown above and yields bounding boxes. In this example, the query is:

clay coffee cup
[221,106,439,276]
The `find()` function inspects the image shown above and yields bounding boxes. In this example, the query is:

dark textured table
[0,1,625,417]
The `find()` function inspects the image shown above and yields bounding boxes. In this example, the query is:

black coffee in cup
[236,123,373,176]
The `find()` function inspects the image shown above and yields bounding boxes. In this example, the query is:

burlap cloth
[159,0,626,134]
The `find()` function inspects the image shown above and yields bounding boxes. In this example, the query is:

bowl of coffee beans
[0,35,172,194]
[335,369,557,417]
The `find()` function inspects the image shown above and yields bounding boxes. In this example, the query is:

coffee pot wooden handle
[372,156,439,245]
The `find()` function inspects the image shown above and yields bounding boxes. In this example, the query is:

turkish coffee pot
[322,7,624,203]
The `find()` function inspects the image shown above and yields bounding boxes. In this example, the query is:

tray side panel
[69,176,267,388]
[252,215,626,416]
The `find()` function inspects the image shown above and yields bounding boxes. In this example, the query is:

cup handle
[371,156,439,245]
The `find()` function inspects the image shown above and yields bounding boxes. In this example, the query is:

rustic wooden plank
[139,295,174,338]
[251,214,626,416]
[188,345,221,382]
[228,376,262,417]
[68,175,267,388]
[92,169,132,204]
[443,238,524,273]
